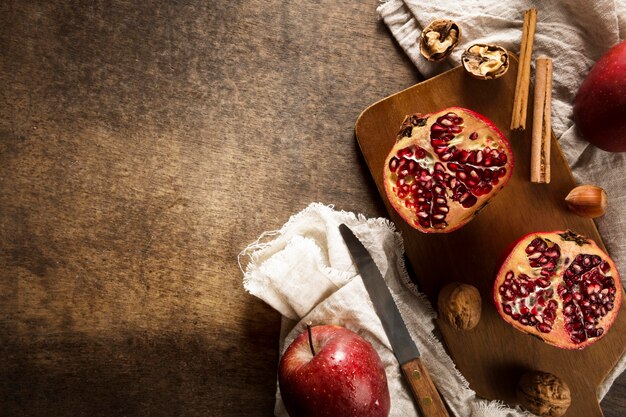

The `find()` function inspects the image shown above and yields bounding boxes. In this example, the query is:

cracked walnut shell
[517,371,571,417]
[437,282,481,330]
[419,19,461,62]
[462,44,509,80]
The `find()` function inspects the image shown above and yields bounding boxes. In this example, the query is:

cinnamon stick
[511,8,537,130]
[531,57,552,183]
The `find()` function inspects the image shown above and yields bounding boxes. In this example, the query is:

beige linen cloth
[240,1,626,416]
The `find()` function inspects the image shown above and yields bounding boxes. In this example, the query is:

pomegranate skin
[574,40,626,152]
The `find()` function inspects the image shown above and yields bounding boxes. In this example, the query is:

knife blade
[339,223,451,417]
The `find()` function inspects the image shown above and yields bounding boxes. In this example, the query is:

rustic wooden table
[0,2,624,416]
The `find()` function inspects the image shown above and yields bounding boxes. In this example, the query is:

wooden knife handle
[401,358,451,417]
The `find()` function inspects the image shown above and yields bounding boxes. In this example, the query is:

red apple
[278,324,390,417]
[574,40,626,152]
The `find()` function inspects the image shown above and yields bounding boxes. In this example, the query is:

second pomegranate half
[383,107,513,233]
[494,231,622,349]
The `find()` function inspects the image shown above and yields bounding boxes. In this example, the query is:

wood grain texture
[355,57,626,417]
[401,358,450,417]
[0,1,420,416]
[0,1,623,416]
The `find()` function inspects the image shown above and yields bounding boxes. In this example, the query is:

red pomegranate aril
[494,231,622,349]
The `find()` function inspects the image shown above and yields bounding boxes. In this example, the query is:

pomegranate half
[494,230,622,349]
[383,107,513,233]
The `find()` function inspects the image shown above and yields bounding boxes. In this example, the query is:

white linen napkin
[378,0,626,399]
[240,203,532,417]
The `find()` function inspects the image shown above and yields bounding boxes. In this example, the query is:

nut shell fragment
[517,371,571,417]
[438,282,482,330]
[565,185,607,218]
[462,44,509,80]
[419,19,461,62]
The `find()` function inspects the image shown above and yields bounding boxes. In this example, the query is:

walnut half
[419,19,461,62]
[462,44,509,80]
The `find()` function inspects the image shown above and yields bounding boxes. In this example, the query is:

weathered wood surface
[0,1,623,416]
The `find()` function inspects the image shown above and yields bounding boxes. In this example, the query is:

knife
[339,224,451,417]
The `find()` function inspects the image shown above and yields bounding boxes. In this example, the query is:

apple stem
[306,321,316,356]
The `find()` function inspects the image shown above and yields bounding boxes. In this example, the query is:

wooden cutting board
[354,57,626,417]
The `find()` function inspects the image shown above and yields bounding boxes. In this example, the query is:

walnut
[419,19,461,62]
[437,282,481,330]
[461,44,509,80]
[517,371,571,417]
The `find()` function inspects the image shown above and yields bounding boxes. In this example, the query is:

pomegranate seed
[537,323,551,333]
[389,157,399,172]
[447,162,460,172]
[469,132,478,140]
[536,279,550,288]
[397,147,412,158]
[600,262,611,273]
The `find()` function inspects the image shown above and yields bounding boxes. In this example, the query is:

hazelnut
[517,371,571,417]
[419,19,461,62]
[437,282,481,330]
[461,44,509,80]
[565,185,607,218]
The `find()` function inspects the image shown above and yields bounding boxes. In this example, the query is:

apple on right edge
[278,324,390,417]
[574,39,626,152]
